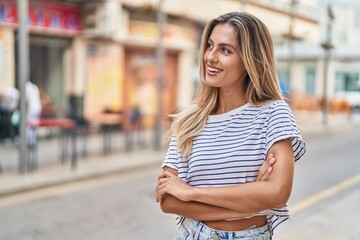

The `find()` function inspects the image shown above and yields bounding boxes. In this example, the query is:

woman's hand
[257,153,276,181]
[156,170,193,202]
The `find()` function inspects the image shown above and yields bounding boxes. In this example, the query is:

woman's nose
[207,50,218,63]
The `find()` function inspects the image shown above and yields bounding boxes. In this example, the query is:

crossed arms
[156,138,294,221]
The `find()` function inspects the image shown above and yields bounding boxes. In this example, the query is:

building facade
[1,0,321,129]
[0,0,82,115]
[326,0,360,108]
[276,0,360,111]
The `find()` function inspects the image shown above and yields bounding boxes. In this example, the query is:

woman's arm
[156,152,276,220]
[158,138,294,214]
[159,193,256,221]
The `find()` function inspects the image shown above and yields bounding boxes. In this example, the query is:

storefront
[1,1,200,127]
[123,48,178,128]
[0,0,82,114]
[83,42,124,120]
[124,17,198,127]
[83,8,199,128]
[27,35,72,109]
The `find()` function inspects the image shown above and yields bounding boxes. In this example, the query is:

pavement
[0,111,359,239]
[0,129,167,197]
[275,182,360,239]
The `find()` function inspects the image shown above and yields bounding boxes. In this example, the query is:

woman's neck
[215,93,247,114]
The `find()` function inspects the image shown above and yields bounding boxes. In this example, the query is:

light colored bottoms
[175,218,272,240]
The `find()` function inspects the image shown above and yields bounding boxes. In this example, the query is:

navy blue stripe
[162,100,305,233]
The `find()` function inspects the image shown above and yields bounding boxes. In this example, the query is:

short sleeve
[265,101,306,161]
[161,135,179,170]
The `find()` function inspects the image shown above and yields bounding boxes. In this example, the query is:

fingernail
[269,158,275,164]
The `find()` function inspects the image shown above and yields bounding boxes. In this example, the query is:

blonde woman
[156,12,306,240]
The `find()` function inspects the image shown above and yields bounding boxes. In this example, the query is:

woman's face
[203,23,247,91]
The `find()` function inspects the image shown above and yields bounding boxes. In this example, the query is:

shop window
[278,67,290,97]
[335,71,360,92]
[305,68,316,95]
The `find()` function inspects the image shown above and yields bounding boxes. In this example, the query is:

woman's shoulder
[244,100,293,121]
[258,99,291,112]
[260,99,297,122]
[248,99,288,111]
[266,99,288,107]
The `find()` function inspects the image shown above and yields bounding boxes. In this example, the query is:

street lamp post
[18,0,29,173]
[287,0,297,98]
[154,0,166,150]
[321,4,335,125]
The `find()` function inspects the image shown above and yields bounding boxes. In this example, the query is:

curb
[0,154,164,198]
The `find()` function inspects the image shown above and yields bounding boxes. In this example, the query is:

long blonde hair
[166,12,283,157]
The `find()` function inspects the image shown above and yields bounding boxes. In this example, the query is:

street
[0,127,359,240]
[288,126,360,205]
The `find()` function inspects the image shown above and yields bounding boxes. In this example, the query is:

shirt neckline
[208,103,250,122]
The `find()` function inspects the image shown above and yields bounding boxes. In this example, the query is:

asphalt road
[0,128,359,240]
[289,127,360,205]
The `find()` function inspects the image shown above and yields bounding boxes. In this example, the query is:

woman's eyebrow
[218,42,237,50]
[208,38,238,51]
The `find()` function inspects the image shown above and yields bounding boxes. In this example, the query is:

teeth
[208,67,222,73]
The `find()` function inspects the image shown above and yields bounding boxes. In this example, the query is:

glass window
[305,68,316,95]
[278,67,290,97]
[335,71,360,92]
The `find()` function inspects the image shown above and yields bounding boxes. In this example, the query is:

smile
[207,66,223,73]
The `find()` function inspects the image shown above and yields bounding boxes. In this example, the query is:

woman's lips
[207,66,223,76]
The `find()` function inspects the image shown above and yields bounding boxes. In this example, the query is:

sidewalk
[0,128,166,197]
[0,148,166,197]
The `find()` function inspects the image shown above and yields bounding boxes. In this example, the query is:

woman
[156,12,306,239]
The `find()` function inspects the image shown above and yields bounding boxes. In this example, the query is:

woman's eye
[207,42,213,49]
[222,48,231,54]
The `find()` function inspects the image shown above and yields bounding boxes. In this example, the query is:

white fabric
[162,100,306,233]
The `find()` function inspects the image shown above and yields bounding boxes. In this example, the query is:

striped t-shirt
[162,100,306,233]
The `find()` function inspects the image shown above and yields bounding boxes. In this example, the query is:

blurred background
[0,0,359,239]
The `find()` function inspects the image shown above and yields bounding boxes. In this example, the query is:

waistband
[177,218,272,240]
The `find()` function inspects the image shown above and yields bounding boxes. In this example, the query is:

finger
[260,167,272,181]
[156,186,164,202]
[156,191,164,203]
[162,170,176,178]
[158,172,166,181]
[269,157,276,165]
[157,179,168,194]
[156,190,163,203]
[157,177,169,186]
[155,182,161,194]
[158,170,175,180]
[156,179,167,198]
[157,186,168,198]
[256,154,275,181]
[256,159,269,181]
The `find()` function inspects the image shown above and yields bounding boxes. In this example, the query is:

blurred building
[277,0,360,111]
[0,0,321,129]
[322,0,360,109]
[0,0,82,117]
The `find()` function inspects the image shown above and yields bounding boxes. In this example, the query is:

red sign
[0,0,17,23]
[0,0,82,31]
